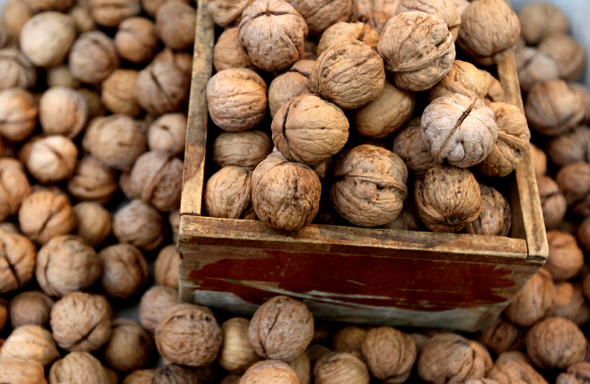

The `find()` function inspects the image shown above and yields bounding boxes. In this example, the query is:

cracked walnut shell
[27,135,78,184]
[135,60,189,116]
[205,166,254,220]
[212,130,272,170]
[0,230,36,294]
[361,327,416,383]
[18,190,76,245]
[464,185,511,236]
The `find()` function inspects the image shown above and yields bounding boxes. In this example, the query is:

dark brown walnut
[67,156,118,204]
[311,39,385,109]
[571,83,590,124]
[518,2,569,45]
[0,48,37,91]
[393,117,437,176]
[331,145,408,227]
[213,28,255,72]
[288,0,352,35]
[0,87,37,142]
[219,317,260,373]
[272,94,349,165]
[20,12,76,67]
[0,230,35,293]
[155,303,223,367]
[418,333,493,384]
[487,358,548,384]
[537,175,567,230]
[526,317,586,370]
[515,47,559,93]
[546,126,590,167]
[333,326,367,356]
[122,369,157,384]
[82,115,147,171]
[249,295,314,361]
[50,291,113,352]
[554,282,590,327]
[49,351,116,384]
[458,0,520,65]
[129,151,183,212]
[0,324,59,367]
[504,269,556,327]
[538,34,586,82]
[252,153,321,231]
[240,360,299,384]
[39,87,87,138]
[316,22,379,56]
[27,135,78,183]
[104,318,152,373]
[353,81,414,139]
[238,0,307,72]
[18,190,76,245]
[212,130,272,170]
[207,0,252,27]
[69,31,119,84]
[268,59,314,119]
[155,0,195,50]
[481,70,506,103]
[90,0,141,27]
[101,69,141,117]
[422,94,498,168]
[135,60,189,116]
[525,80,585,136]
[99,243,148,299]
[415,165,482,233]
[579,217,590,253]
[545,230,584,281]
[556,162,590,216]
[378,12,455,91]
[154,244,180,289]
[361,327,416,383]
[139,285,178,336]
[152,364,200,384]
[206,68,267,132]
[464,185,511,236]
[9,290,54,328]
[396,0,461,40]
[429,60,487,101]
[0,160,30,221]
[115,17,157,63]
[204,166,254,220]
[78,87,107,119]
[148,113,187,156]
[113,199,164,251]
[314,352,369,384]
[477,317,523,356]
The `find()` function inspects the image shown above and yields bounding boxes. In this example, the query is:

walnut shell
[396,0,461,40]
[0,358,47,384]
[204,166,253,219]
[240,360,300,384]
[152,48,194,79]
[487,358,548,384]
[289,0,352,35]
[90,0,142,27]
[249,295,314,361]
[311,39,385,109]
[219,317,261,373]
[238,0,308,72]
[464,185,511,236]
[526,317,586,370]
[0,87,38,142]
[39,87,88,138]
[392,117,437,176]
[0,48,37,91]
[138,285,178,336]
[415,164,481,233]
[49,351,115,384]
[361,327,416,383]
[314,352,370,384]
[316,21,379,56]
[0,230,35,294]
[155,303,223,367]
[556,162,590,216]
[480,70,506,103]
[147,113,186,156]
[422,94,498,168]
[135,60,189,116]
[518,2,569,45]
[152,364,200,384]
[99,243,148,299]
[0,159,31,221]
[115,17,158,63]
[9,290,54,329]
[378,12,455,91]
[355,0,401,18]
[19,190,76,245]
[546,126,590,167]
[104,318,153,373]
[268,59,314,119]
[122,369,156,384]
[504,269,556,327]
[554,282,590,327]
[515,47,559,93]
[477,316,523,356]
[20,12,76,67]
[212,130,272,170]
[155,0,195,50]
[357,11,391,35]
[0,324,59,367]
[538,34,586,82]
[207,0,252,27]
[67,156,118,204]
[27,135,78,183]
[1,0,33,45]
[69,31,119,84]
[113,199,164,251]
[73,202,110,247]
[557,362,590,384]
[536,175,567,230]
[154,244,180,290]
[578,217,590,253]
[288,352,311,384]
[429,60,487,101]
[545,230,584,282]
[206,68,267,132]
[213,27,255,72]
[101,69,141,117]
[332,326,367,356]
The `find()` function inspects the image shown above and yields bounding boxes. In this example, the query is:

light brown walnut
[135,60,189,116]
[518,2,569,45]
[155,0,195,50]
[0,230,35,294]
[20,12,76,67]
[27,135,78,183]
[526,317,586,370]
[571,83,590,124]
[122,369,156,384]
[1,0,34,42]
[361,327,416,383]
[315,352,370,384]
[69,2,97,33]
[115,17,158,63]
[355,0,401,18]
[212,130,273,170]
[9,290,54,329]
[487,358,548,384]
[397,0,461,40]
[49,351,116,384]
[481,70,506,103]
[154,244,180,290]
[112,199,164,251]
[138,285,178,336]
[392,117,437,176]
[288,0,352,35]
[99,243,148,299]
[89,0,141,28]
[101,69,141,117]
[142,0,190,16]
[39,87,87,138]
[240,360,300,384]
[0,324,59,367]
[104,318,152,373]
[152,364,200,384]
[538,34,586,82]
[213,28,255,72]
[0,87,38,142]
[204,166,254,220]
[287,352,311,384]
[18,190,76,245]
[0,159,30,221]
[148,113,187,156]
[504,269,556,327]
[333,326,367,356]
[556,162,590,216]
[69,31,119,84]
[537,175,567,229]
[220,317,261,373]
[0,358,47,384]
[268,59,314,119]
[67,156,118,204]
[316,22,379,57]
[207,0,252,27]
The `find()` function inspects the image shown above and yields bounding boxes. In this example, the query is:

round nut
[67,156,118,204]
[104,319,153,373]
[268,59,314,119]
[219,317,261,373]
[333,326,367,355]
[518,2,569,45]
[0,159,31,222]
[20,12,76,67]
[122,369,156,384]
[515,47,559,93]
[476,317,523,356]
[204,166,253,220]
[99,243,148,299]
[213,27,255,72]
[101,69,141,117]
[135,60,189,116]
[49,351,116,384]
[212,130,272,170]
[554,282,590,327]
[69,31,119,84]
[0,359,46,384]
[73,202,111,247]
[0,230,36,293]
[546,126,590,167]
[113,199,164,251]
[240,360,300,384]
[138,285,178,336]
[545,230,584,281]
[0,48,37,91]
[314,352,370,384]
[115,17,158,63]
[397,0,461,40]
[26,135,78,183]
[526,317,586,370]
[148,113,187,156]
[464,185,511,236]
[556,162,590,217]
[39,87,88,138]
[504,269,556,327]
[155,0,196,50]
[537,175,567,229]
[0,87,38,142]
[316,21,379,57]
[154,244,180,290]
[0,324,59,367]
[392,117,437,176]
[538,34,586,81]
[361,327,416,383]
[90,0,142,27]
[207,0,252,27]
[289,0,353,35]
[9,290,54,329]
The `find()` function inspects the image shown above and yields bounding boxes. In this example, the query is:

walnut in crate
[50,291,113,352]
[396,0,461,40]
[268,59,314,119]
[378,12,455,92]
[102,69,141,117]
[546,126,590,167]
[49,351,116,384]
[311,39,385,110]
[353,81,414,139]
[272,94,349,165]
[213,28,254,72]
[0,324,59,367]
[207,0,252,27]
[476,317,523,356]
[526,317,586,370]
[219,317,261,373]
[536,175,567,230]
[26,135,78,184]
[89,0,142,28]
[545,230,584,282]
[429,60,487,101]
[112,199,164,251]
[18,190,76,245]
[155,0,195,51]
[20,12,76,68]
[148,113,187,156]
[464,185,511,236]
[69,31,119,85]
[99,243,148,299]
[207,68,267,132]
[361,327,416,383]
[316,22,379,56]
[515,47,559,93]
[554,282,590,326]
[154,244,180,289]
[0,87,38,142]
[67,156,118,204]
[418,333,493,384]
[212,130,272,170]
[422,94,498,168]
[103,319,153,373]
[138,285,178,336]
[155,303,223,367]
[415,165,482,233]
[249,295,314,361]
[392,117,437,176]
[556,162,590,217]
[39,87,88,138]
[457,0,520,65]
[238,0,308,72]
[240,360,300,384]
[0,359,47,384]
[135,60,189,116]
[314,352,370,384]
[9,290,54,329]
[0,230,35,294]
[252,152,321,231]
[0,160,30,221]
[538,34,586,82]
[518,2,569,45]
[504,268,556,327]
[204,166,254,220]
[115,17,158,63]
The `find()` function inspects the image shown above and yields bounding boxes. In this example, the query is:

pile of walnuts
[204,0,529,235]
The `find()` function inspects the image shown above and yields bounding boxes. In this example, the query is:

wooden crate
[179,0,548,332]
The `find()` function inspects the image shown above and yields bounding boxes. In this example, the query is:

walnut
[418,334,493,384]
[204,166,253,220]
[138,285,178,336]
[69,2,97,33]
[515,47,559,93]
[212,130,272,170]
[135,60,189,116]
[123,369,157,384]
[151,48,193,79]
[554,282,590,327]
[464,185,511,236]
[546,126,590,167]
[9,290,54,328]
[26,135,78,184]
[67,156,118,204]
[314,352,369,384]
[0,159,30,221]
[1,0,34,42]
[272,94,349,165]
[0,324,59,367]
[0,232,36,294]
[207,68,267,132]
[142,0,190,16]
[332,326,366,356]
[476,317,523,356]
[289,0,352,35]
[219,317,261,373]
[556,162,590,216]
[155,303,223,367]
[429,60,487,102]
[578,218,590,253]
[0,87,37,142]
[537,34,586,82]
[557,362,590,384]
[20,12,76,67]
[361,327,416,383]
[252,153,321,231]
[392,117,436,176]
[103,318,152,373]
[82,115,147,171]
[69,31,119,84]
[115,17,157,63]
[90,0,141,27]
[39,87,88,138]
[50,291,113,352]
[537,175,567,230]
[154,244,180,289]
[0,48,37,91]
[415,165,481,232]
[18,190,76,245]
[213,28,254,72]
[0,297,6,331]
[504,269,556,327]
[240,360,300,384]
[311,39,384,109]
[99,243,149,299]
[238,0,307,72]
[152,364,200,384]
[147,113,186,156]
[518,2,569,45]
[112,199,164,251]
[545,230,584,281]
[526,317,586,370]
[384,204,423,231]
[316,21,379,56]
[458,0,520,65]
[49,351,116,384]
[571,83,590,124]
[357,11,390,35]
[268,59,313,118]
[487,358,548,384]
[422,94,498,168]
[207,0,252,27]
[396,0,461,40]
[0,359,47,384]
[249,295,314,361]
[480,70,506,103]
[101,69,141,117]
[36,235,101,298]
[169,210,180,244]
[155,0,195,50]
